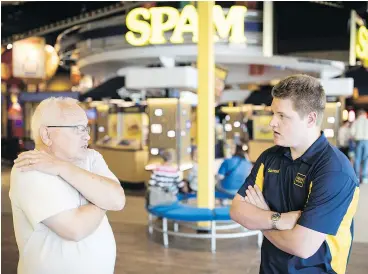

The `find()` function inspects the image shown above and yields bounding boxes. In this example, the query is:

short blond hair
[272,74,326,125]
[31,97,79,143]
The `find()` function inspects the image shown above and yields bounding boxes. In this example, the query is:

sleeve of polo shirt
[237,152,266,198]
[11,169,79,229]
[218,160,228,176]
[297,172,359,235]
[90,150,120,184]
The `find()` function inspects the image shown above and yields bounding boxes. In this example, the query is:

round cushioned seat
[147,196,263,252]
[148,191,234,222]
[177,191,234,201]
[148,204,232,222]
[148,204,215,221]
[213,206,231,221]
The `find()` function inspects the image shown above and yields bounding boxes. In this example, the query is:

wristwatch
[271,212,281,229]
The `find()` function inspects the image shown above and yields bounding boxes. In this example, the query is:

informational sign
[126,5,247,46]
[12,37,46,79]
[122,113,143,140]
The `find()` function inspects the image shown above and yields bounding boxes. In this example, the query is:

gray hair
[31,97,79,143]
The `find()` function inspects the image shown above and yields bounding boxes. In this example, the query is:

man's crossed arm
[230,185,326,259]
[14,150,125,211]
[14,150,125,242]
[43,204,106,242]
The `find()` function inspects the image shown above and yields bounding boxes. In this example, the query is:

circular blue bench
[146,191,262,252]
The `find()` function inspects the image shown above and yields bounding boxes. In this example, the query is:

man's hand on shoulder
[244,185,301,230]
[14,150,70,176]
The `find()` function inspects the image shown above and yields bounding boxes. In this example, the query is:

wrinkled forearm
[58,163,125,211]
[43,203,106,242]
[72,204,106,241]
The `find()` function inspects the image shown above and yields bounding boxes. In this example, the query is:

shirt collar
[283,132,328,164]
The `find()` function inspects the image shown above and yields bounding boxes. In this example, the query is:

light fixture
[98,126,105,132]
[45,44,54,53]
[327,117,335,124]
[7,44,12,50]
[151,148,159,155]
[324,129,334,138]
[342,110,348,121]
[151,124,162,134]
[186,121,191,129]
[225,124,232,132]
[154,109,163,116]
[167,130,175,138]
[225,115,230,121]
[348,110,355,122]
[234,121,241,128]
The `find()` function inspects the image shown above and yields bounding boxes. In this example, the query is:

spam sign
[356,25,368,67]
[125,5,247,46]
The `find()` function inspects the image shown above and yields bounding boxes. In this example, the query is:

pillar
[197,1,215,212]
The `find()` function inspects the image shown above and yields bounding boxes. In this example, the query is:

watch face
[271,213,281,221]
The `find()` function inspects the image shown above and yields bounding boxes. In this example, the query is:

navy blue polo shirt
[238,133,360,274]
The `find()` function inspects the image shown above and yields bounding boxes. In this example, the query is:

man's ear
[39,126,52,146]
[307,112,318,128]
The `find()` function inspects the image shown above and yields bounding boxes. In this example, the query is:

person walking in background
[337,120,351,159]
[351,109,368,184]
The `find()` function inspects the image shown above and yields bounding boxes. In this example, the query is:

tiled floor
[2,166,368,274]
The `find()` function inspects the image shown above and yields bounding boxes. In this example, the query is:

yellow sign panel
[126,5,247,46]
[122,113,142,140]
[356,25,368,67]
[253,115,273,141]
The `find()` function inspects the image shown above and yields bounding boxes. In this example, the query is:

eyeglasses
[47,125,91,135]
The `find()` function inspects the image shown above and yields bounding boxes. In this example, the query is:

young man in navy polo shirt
[230,75,360,274]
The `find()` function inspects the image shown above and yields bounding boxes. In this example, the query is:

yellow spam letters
[356,25,368,66]
[125,5,247,46]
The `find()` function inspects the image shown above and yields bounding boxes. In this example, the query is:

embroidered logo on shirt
[294,173,306,187]
[267,168,280,173]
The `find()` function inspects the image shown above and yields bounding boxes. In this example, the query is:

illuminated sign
[356,25,368,66]
[126,5,247,46]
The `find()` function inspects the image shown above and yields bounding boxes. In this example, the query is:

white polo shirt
[9,149,120,274]
[351,115,368,141]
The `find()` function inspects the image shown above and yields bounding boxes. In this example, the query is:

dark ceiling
[1,1,126,45]
[1,1,368,51]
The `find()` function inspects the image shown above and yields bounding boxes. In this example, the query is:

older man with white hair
[10,97,125,274]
